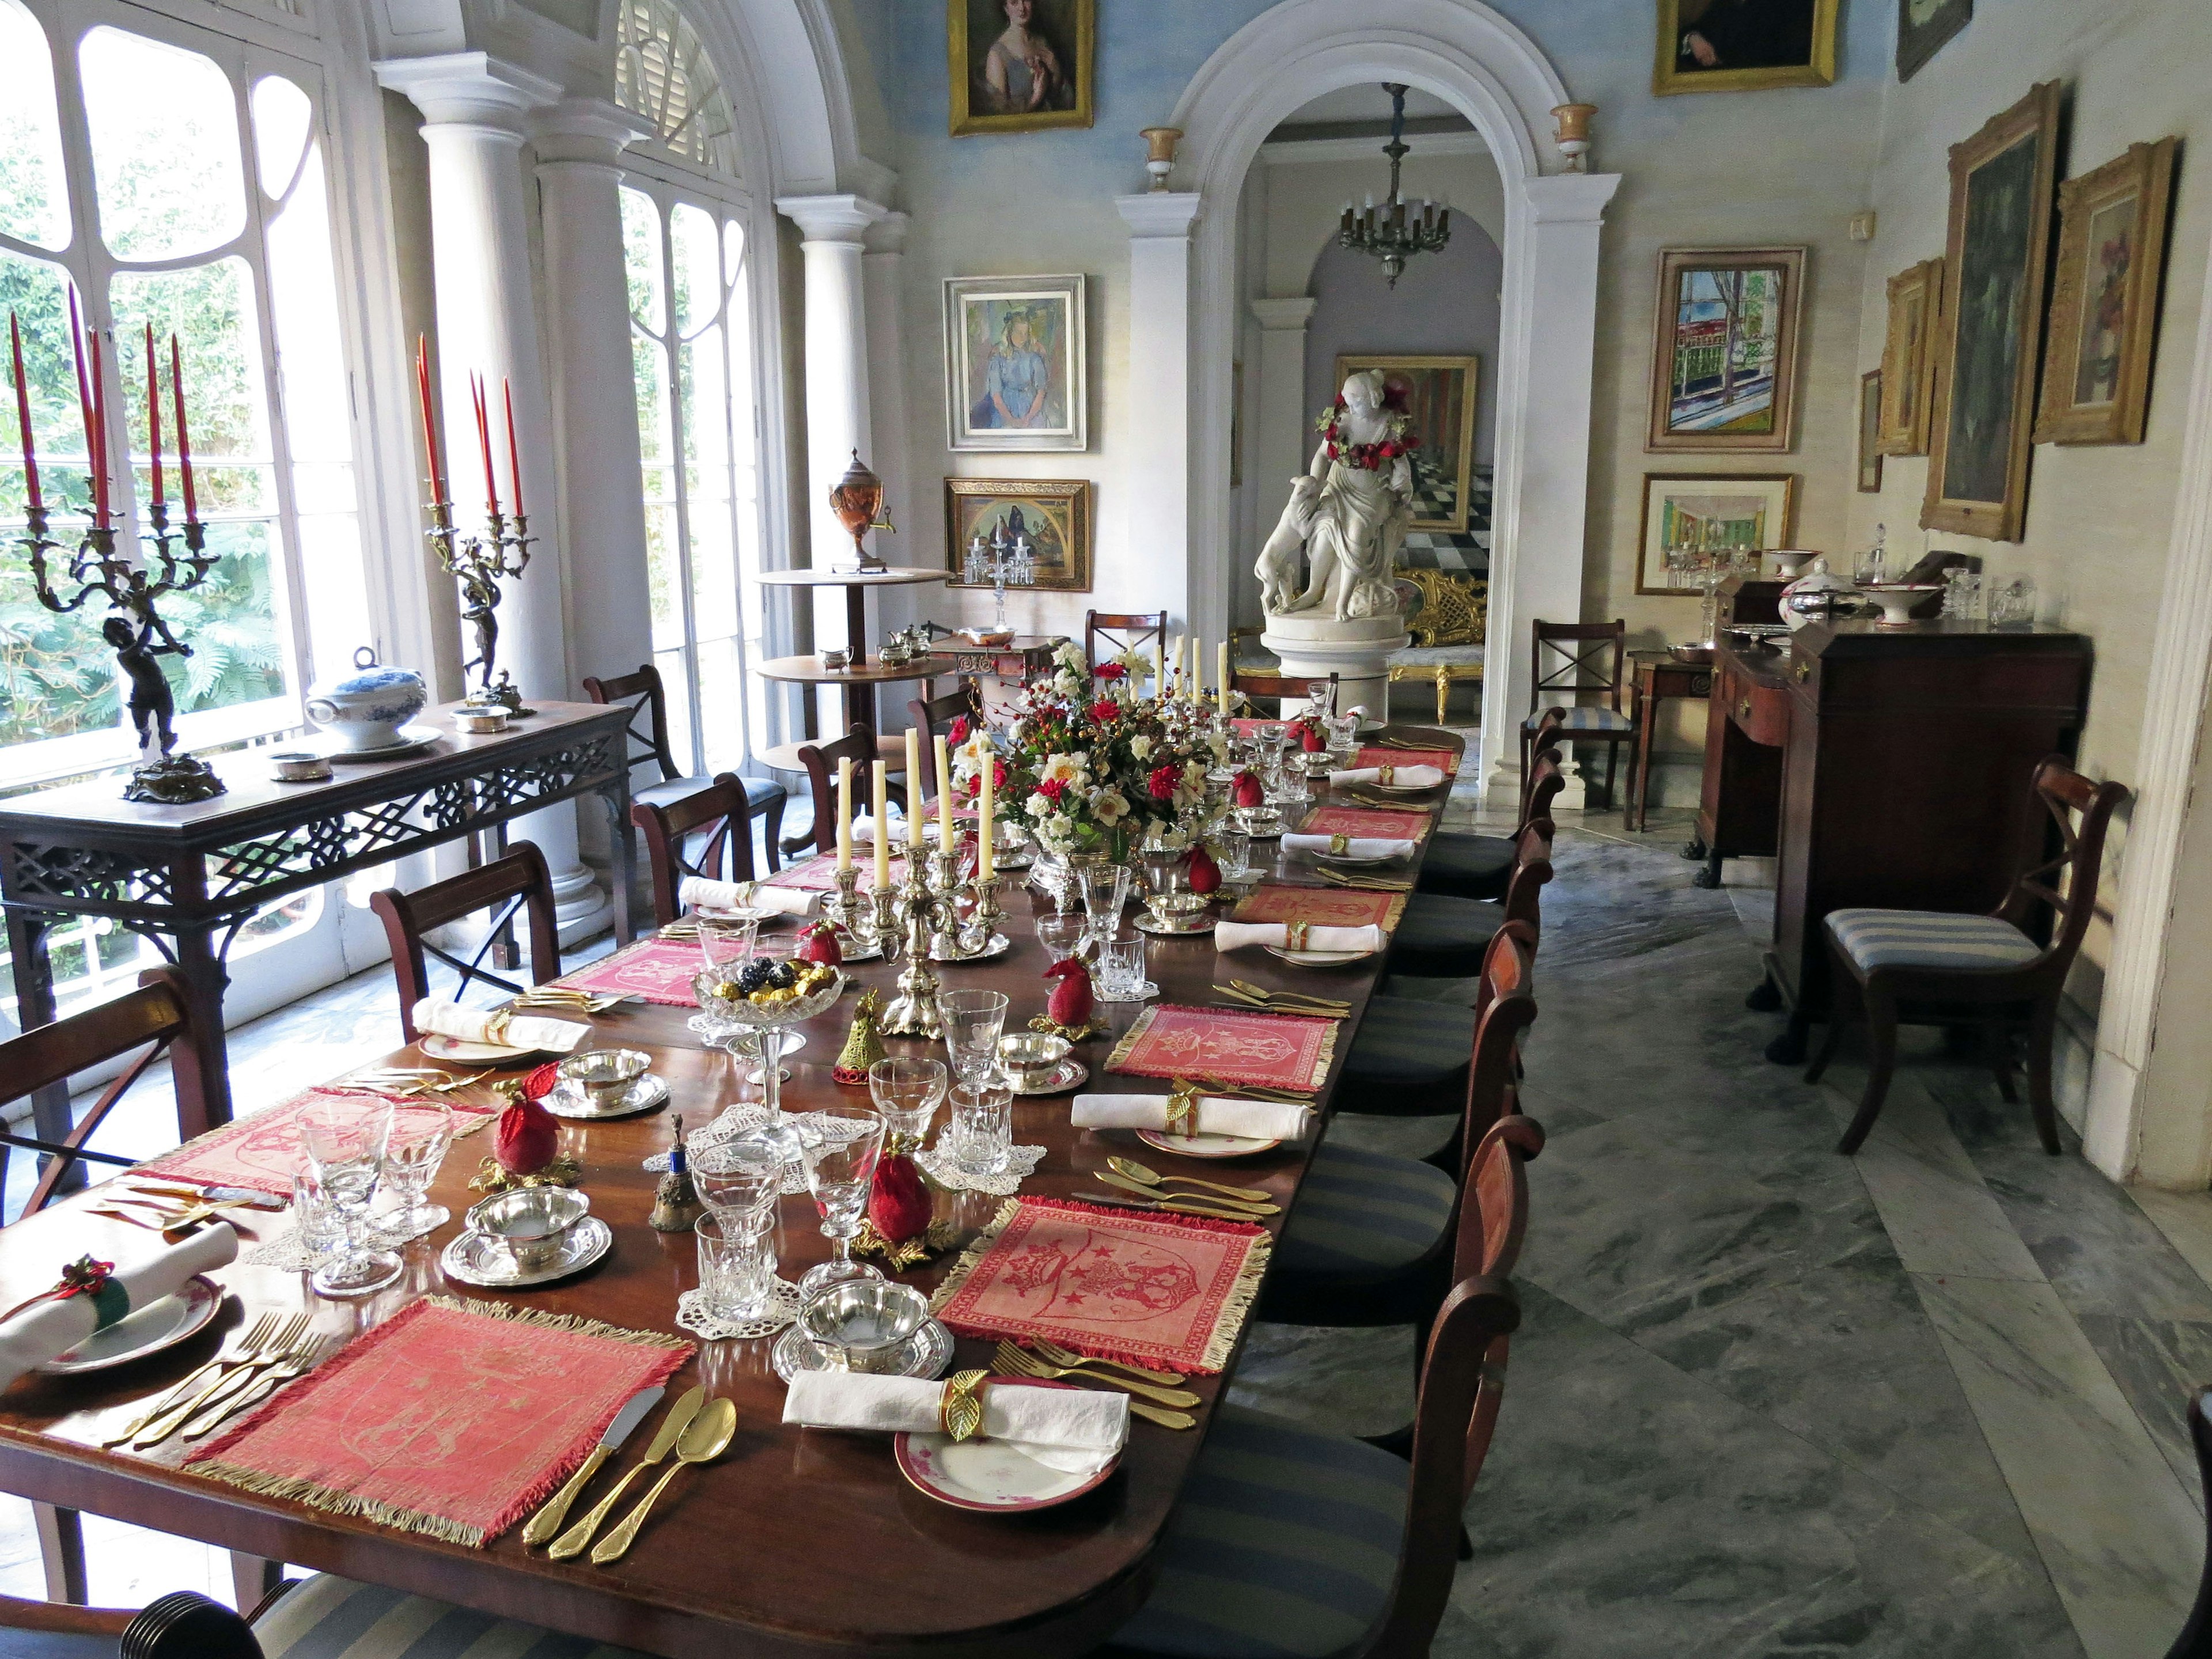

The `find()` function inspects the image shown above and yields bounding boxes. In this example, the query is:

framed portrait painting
[944,478,1094,593]
[1647,248,1806,453]
[1897,0,1971,83]
[1877,257,1942,454]
[948,0,1094,137]
[1635,474,1798,595]
[1858,371,1885,492]
[1334,353,1480,532]
[1923,81,2061,542]
[1654,0,1839,95]
[942,274,1087,453]
[2036,137,2179,446]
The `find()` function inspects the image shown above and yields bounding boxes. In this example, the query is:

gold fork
[1028,1336,1187,1385]
[129,1313,309,1448]
[179,1332,335,1440]
[104,1314,280,1447]
[1224,981,1351,1012]
[992,1343,1202,1407]
[1314,868,1411,891]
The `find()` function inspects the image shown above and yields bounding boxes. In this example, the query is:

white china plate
[895,1381,1119,1513]
[1265,946,1374,968]
[772,1317,954,1382]
[1135,1128,1283,1160]
[1132,913,1215,937]
[315,725,444,763]
[1354,781,1441,797]
[440,1215,613,1287]
[1008,1057,1088,1096]
[40,1277,225,1374]
[1310,850,1400,868]
[541,1074,669,1120]
[418,1032,562,1066]
[931,933,1010,963]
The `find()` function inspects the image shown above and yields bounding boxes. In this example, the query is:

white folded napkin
[679,876,817,919]
[1327,764,1446,789]
[1282,833,1415,862]
[782,1371,1128,1476]
[0,1223,238,1393]
[1213,921,1384,955]
[1072,1092,1312,1142]
[411,999,588,1052]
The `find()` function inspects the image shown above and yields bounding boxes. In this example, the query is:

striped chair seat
[1522,705,1630,733]
[253,1574,647,1659]
[1103,1405,1409,1659]
[1414,831,1516,901]
[1340,994,1474,1104]
[1385,891,1504,979]
[1825,908,2040,975]
[1274,1139,1456,1279]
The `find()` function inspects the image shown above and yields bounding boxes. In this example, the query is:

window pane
[81,28,247,261]
[0,2,70,251]
[250,75,314,200]
[109,258,275,519]
[156,518,287,715]
[671,201,718,336]
[621,187,664,334]
[0,252,93,517]
[696,635,743,774]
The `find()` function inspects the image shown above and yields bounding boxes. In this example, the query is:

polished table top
[753,568,951,590]
[755,654,960,688]
[0,729,1463,1658]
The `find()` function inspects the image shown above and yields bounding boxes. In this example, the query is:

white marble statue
[1255,370,1414,623]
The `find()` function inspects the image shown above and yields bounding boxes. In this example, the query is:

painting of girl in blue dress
[945,275,1086,451]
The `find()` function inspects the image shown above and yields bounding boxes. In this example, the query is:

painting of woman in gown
[948,0,1094,136]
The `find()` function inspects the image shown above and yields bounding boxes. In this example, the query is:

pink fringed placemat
[1355,744,1459,772]
[1301,804,1433,842]
[761,852,907,893]
[931,1196,1269,1375]
[1231,883,1406,933]
[1105,1003,1336,1093]
[132,1091,496,1199]
[185,1297,692,1547]
[553,937,704,1006]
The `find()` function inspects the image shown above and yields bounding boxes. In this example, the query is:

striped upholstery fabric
[1415,831,1515,901]
[1340,994,1474,1101]
[254,1574,647,1659]
[1105,1405,1409,1659]
[1523,706,1630,733]
[1387,891,1505,979]
[1274,1139,1456,1279]
[1825,908,2040,975]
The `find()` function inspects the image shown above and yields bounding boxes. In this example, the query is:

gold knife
[522,1383,666,1546]
[546,1384,703,1559]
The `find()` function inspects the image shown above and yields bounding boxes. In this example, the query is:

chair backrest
[1500,822,1556,944]
[0,967,204,1221]
[906,684,982,801]
[1528,619,1627,716]
[1998,756,2130,973]
[795,724,881,854]
[1084,610,1166,678]
[370,842,560,1042]
[0,1588,260,1659]
[1457,1113,1545,1286]
[2165,1386,2212,1658]
[1520,740,1567,835]
[1464,929,1539,1151]
[1469,917,1539,1031]
[581,663,681,785]
[632,774,756,927]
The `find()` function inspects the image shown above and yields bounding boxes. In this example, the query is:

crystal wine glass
[797,1103,887,1297]
[938,990,1010,1085]
[868,1056,948,1153]
[298,1098,402,1298]
[380,1101,456,1238]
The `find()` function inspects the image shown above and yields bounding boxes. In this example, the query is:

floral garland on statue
[1313,395,1418,473]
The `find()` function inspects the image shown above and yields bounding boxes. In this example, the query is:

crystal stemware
[692,1132,785,1226]
[380,1101,456,1237]
[938,989,1010,1084]
[298,1098,402,1298]
[797,1103,887,1297]
[868,1056,948,1152]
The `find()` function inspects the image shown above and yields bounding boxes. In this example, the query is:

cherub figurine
[104,613,185,762]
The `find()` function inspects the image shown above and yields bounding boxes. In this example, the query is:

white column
[862,212,917,642]
[1116,192,1202,641]
[375,52,611,939]
[1249,295,1316,562]
[1479,171,1621,803]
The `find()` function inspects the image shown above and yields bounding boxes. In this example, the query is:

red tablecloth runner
[1301,804,1433,842]
[1356,744,1460,771]
[1105,1003,1337,1092]
[553,937,704,1006]
[931,1196,1269,1374]
[761,851,907,893]
[1230,883,1406,933]
[186,1297,692,1547]
[132,1091,495,1199]
[1229,717,1291,737]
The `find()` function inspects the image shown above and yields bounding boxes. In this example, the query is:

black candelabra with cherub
[9,303,226,804]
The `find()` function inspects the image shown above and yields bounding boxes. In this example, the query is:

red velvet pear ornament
[1044,957,1094,1029]
[868,1152,933,1243]
[795,921,843,967]
[1187,843,1221,895]
[495,1064,562,1175]
[1299,720,1326,753]
[1232,769,1264,808]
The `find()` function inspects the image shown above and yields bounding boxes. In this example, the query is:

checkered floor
[1398,460,1491,576]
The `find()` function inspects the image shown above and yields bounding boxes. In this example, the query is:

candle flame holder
[426,496,535,716]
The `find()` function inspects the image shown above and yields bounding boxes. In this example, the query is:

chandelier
[1337,84,1450,287]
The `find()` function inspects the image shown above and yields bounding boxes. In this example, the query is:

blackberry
[764,961,796,990]
[736,960,776,994]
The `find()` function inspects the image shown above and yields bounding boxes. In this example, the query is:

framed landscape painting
[1877,257,1942,454]
[1647,248,1806,452]
[944,478,1094,593]
[2036,137,2179,446]
[1635,474,1798,594]
[1923,81,2061,542]
[947,0,1094,136]
[943,274,1086,453]
[1654,0,1839,95]
[1334,353,1480,532]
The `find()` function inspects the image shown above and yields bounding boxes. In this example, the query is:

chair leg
[759,794,786,874]
[1804,1009,1848,1085]
[229,1553,282,1610]
[35,1502,86,1603]
[2027,997,2063,1155]
[1836,986,1900,1156]
[1985,1018,2019,1104]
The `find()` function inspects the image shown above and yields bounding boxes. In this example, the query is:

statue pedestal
[1260,613,1409,720]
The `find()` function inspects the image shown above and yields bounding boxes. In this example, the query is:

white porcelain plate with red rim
[418,1032,562,1066]
[1135,1127,1283,1160]
[1264,946,1375,969]
[894,1380,1122,1512]
[41,1276,225,1374]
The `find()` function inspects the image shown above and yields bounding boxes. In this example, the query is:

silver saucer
[540,1073,669,1119]
[1134,912,1215,937]
[993,851,1035,872]
[931,932,1010,963]
[771,1316,954,1381]
[441,1215,613,1287]
[1009,1056,1088,1096]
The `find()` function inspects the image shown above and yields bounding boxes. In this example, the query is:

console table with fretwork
[0,699,634,1151]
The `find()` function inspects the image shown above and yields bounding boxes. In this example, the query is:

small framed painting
[1858,370,1885,492]
[1636,474,1798,595]
[2035,137,2179,447]
[944,478,1094,593]
[943,274,1087,452]
[948,0,1094,137]
[1897,0,1971,83]
[1877,257,1942,455]
[1334,353,1480,532]
[1647,248,1806,452]
[1654,0,1839,95]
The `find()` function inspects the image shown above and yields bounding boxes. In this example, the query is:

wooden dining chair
[1339,919,1540,1132]
[369,843,560,1043]
[905,683,982,806]
[0,1587,265,1659]
[1387,820,1555,980]
[1083,610,1166,680]
[1524,618,1633,808]
[1806,756,2128,1156]
[1416,721,1567,903]
[794,724,882,855]
[631,774,757,928]
[582,664,784,873]
[2166,1387,2212,1658]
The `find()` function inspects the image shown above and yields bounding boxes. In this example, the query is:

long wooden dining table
[0,726,1464,1659]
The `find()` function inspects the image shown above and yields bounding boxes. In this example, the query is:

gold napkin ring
[1166,1082,1202,1138]
[940,1369,990,1440]
[486,1009,512,1040]
[1378,765,1395,785]
[1286,921,1310,952]
[1328,834,1349,855]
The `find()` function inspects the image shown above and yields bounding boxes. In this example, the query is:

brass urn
[827,451,893,573]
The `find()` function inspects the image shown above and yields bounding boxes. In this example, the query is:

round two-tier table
[753,566,956,774]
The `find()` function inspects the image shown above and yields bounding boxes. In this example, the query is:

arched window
[615,0,738,178]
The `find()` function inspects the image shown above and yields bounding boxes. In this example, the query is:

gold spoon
[589,1397,737,1565]
[1094,1171,1279,1214]
[1107,1156,1274,1205]
[547,1385,703,1559]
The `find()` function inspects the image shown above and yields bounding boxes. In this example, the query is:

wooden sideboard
[1746,619,2090,1062]
[1690,641,1790,885]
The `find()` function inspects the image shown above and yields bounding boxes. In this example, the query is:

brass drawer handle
[1738,698,1752,721]
[1793,660,1812,682]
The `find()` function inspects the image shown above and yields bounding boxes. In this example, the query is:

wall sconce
[1551,103,1596,173]
[1140,126,1183,192]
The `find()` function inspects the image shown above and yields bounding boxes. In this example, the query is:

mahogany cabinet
[1691,642,1789,886]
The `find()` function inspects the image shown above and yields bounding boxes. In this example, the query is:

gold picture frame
[943,478,1094,593]
[1923,81,2062,542]
[948,0,1094,137]
[1635,473,1799,596]
[1334,353,1480,532]
[2036,137,2179,446]
[1646,248,1806,453]
[1654,0,1839,95]
[1877,257,1942,455]
[1858,370,1885,492]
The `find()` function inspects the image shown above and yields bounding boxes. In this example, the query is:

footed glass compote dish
[694,963,847,1165]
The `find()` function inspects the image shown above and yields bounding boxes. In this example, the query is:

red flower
[993,758,1007,788]
[1037,777,1068,804]
[1094,662,1127,681]
[1090,698,1120,724]
[1147,763,1178,800]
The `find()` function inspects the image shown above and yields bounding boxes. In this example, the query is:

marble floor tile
[2129,1187,2212,1296]
[2069,1313,2212,1495]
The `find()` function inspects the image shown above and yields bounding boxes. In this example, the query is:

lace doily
[914,1139,1046,1197]
[675,1279,804,1340]
[241,1209,436,1271]
[642,1104,870,1194]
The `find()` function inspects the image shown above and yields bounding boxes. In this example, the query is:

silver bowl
[798,1280,931,1372]
[467,1185,591,1271]
[558,1047,653,1109]
[999,1031,1072,1089]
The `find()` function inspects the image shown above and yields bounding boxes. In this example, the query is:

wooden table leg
[171,919,236,1134]
[604,777,636,946]
[4,908,77,1188]
[1630,677,1661,832]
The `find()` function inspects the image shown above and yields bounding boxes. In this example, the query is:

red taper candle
[472,372,499,518]
[170,335,195,524]
[143,323,163,509]
[86,326,108,527]
[9,313,39,513]
[414,334,445,505]
[502,377,522,521]
[66,290,94,518]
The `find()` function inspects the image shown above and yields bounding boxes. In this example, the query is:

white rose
[1040,752,1085,788]
[1092,788,1130,825]
[1026,791,1055,819]
[1129,734,1153,762]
